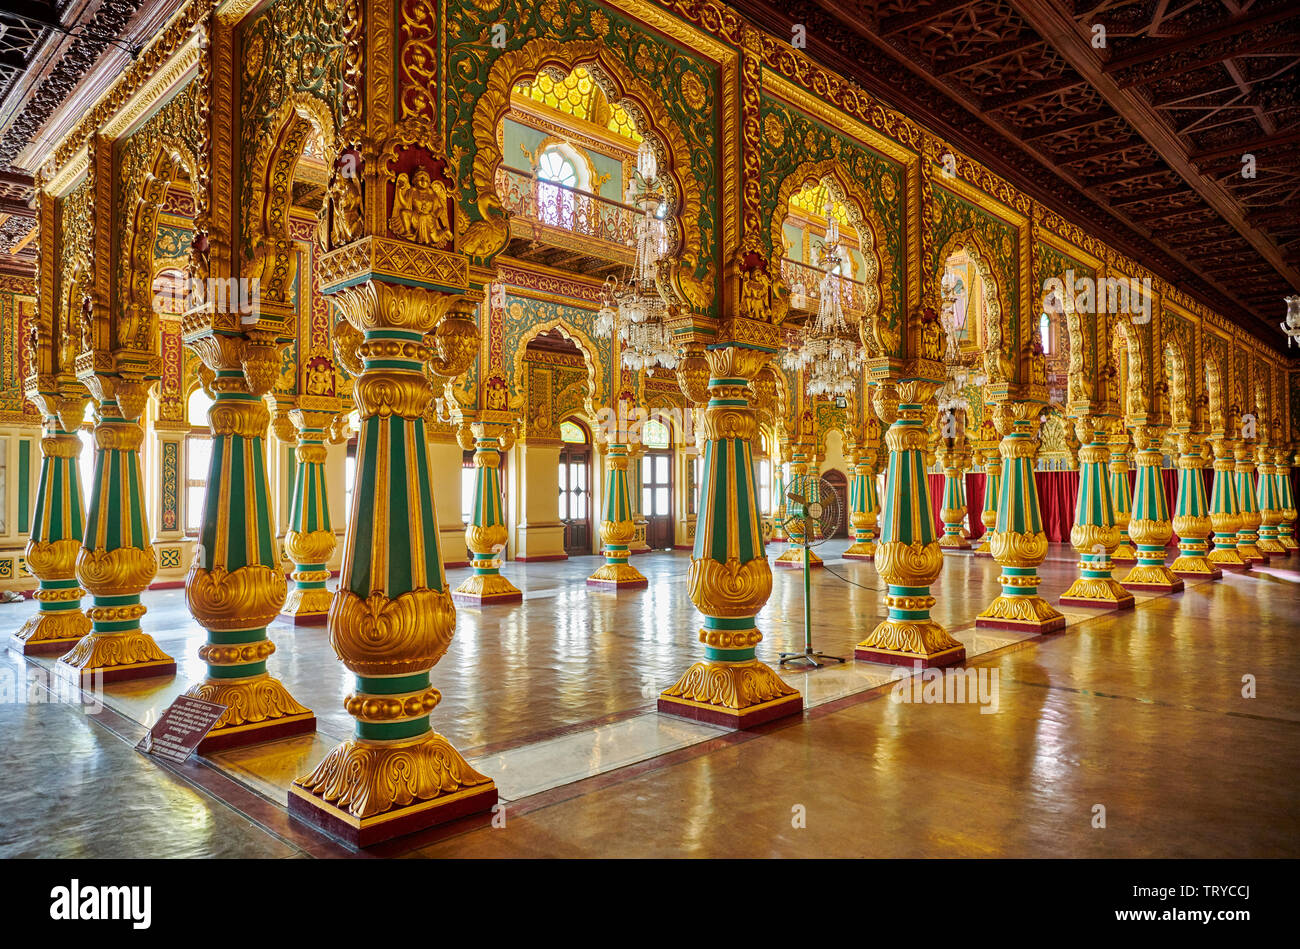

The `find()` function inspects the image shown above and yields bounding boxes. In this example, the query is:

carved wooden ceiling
[740,0,1300,350]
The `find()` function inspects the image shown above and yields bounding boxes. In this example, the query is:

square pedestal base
[1059,595,1135,610]
[841,553,874,561]
[13,635,85,656]
[452,590,524,605]
[854,645,966,668]
[196,712,317,755]
[975,615,1066,634]
[288,780,498,849]
[658,692,802,730]
[56,658,176,686]
[1121,579,1184,594]
[586,577,648,589]
[285,613,328,627]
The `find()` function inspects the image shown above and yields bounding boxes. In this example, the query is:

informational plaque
[136,695,228,764]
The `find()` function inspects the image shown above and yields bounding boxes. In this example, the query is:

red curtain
[966,472,986,541]
[1034,470,1080,542]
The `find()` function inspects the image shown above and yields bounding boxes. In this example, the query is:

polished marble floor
[1,541,1297,857]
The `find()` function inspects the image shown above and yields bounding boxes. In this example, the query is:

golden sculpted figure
[389,167,452,245]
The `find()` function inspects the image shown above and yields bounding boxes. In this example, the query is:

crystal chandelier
[594,141,676,373]
[1283,295,1300,348]
[782,197,863,399]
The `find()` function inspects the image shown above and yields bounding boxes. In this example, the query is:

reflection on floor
[2,540,1297,857]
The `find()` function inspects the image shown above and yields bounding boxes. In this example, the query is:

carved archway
[1163,338,1190,430]
[1204,352,1225,437]
[468,39,707,308]
[771,160,895,355]
[510,317,605,420]
[242,92,338,310]
[934,228,1010,386]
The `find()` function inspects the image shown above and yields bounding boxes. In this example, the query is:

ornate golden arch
[1204,350,1225,437]
[242,92,337,308]
[769,160,895,355]
[119,141,200,352]
[509,316,606,419]
[1163,336,1191,429]
[934,228,1010,385]
[1111,317,1148,418]
[468,39,707,308]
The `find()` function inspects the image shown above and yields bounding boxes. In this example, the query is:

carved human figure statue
[390,167,452,245]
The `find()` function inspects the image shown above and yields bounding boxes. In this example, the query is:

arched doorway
[559,418,593,556]
[641,416,674,549]
[823,468,849,539]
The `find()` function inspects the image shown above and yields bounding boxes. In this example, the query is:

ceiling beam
[981,74,1086,111]
[879,0,981,36]
[1102,5,1300,74]
[1008,0,1300,304]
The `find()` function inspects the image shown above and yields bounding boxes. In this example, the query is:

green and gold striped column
[976,401,1065,632]
[1120,423,1183,592]
[937,440,970,550]
[587,440,647,588]
[1234,439,1266,563]
[12,393,92,655]
[770,453,787,544]
[1060,416,1135,609]
[1108,428,1137,563]
[1276,446,1297,552]
[774,442,820,568]
[1170,425,1221,579]
[856,380,965,667]
[291,280,495,845]
[1207,435,1249,570]
[456,416,523,603]
[282,407,339,624]
[660,345,800,727]
[843,442,878,560]
[1255,442,1285,556]
[974,443,1001,557]
[181,336,313,752]
[59,382,175,684]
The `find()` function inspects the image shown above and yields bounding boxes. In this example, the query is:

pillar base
[281,587,333,625]
[452,572,523,605]
[186,673,316,754]
[1111,542,1137,563]
[774,547,821,568]
[842,544,875,561]
[10,609,91,655]
[854,619,966,668]
[1278,534,1297,551]
[586,562,647,588]
[1170,556,1223,580]
[56,631,176,685]
[1236,541,1267,563]
[975,595,1067,634]
[1257,538,1286,556]
[658,659,802,729]
[289,733,497,848]
[938,535,970,550]
[973,539,993,557]
[1059,577,1135,610]
[1120,564,1185,594]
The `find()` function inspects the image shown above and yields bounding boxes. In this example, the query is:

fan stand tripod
[778,490,846,668]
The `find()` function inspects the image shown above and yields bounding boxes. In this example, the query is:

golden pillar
[976,401,1065,633]
[1233,436,1266,563]
[1255,439,1286,556]
[59,378,176,684]
[1276,446,1297,552]
[936,425,971,550]
[12,392,93,655]
[855,380,965,668]
[281,405,341,624]
[773,441,820,568]
[454,414,523,604]
[1207,433,1250,571]
[182,333,314,751]
[1059,415,1135,610]
[587,438,648,588]
[1108,426,1137,563]
[1169,422,1221,580]
[1119,421,1183,592]
[659,345,800,727]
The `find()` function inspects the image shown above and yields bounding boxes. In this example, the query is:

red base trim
[287,613,329,627]
[442,560,471,569]
[841,553,874,561]
[197,713,316,755]
[1121,580,1185,594]
[1173,568,1223,580]
[585,578,649,589]
[515,554,569,562]
[148,580,186,591]
[59,660,177,686]
[673,544,694,550]
[853,647,966,668]
[1059,595,1136,611]
[13,636,84,656]
[774,560,822,569]
[657,694,802,730]
[288,781,498,849]
[1214,561,1253,572]
[452,591,524,605]
[975,615,1067,634]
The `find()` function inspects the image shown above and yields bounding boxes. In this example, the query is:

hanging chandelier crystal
[594,141,676,373]
[783,196,863,399]
[1282,295,1300,348]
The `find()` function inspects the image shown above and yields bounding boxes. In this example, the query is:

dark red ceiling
[736,0,1300,351]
